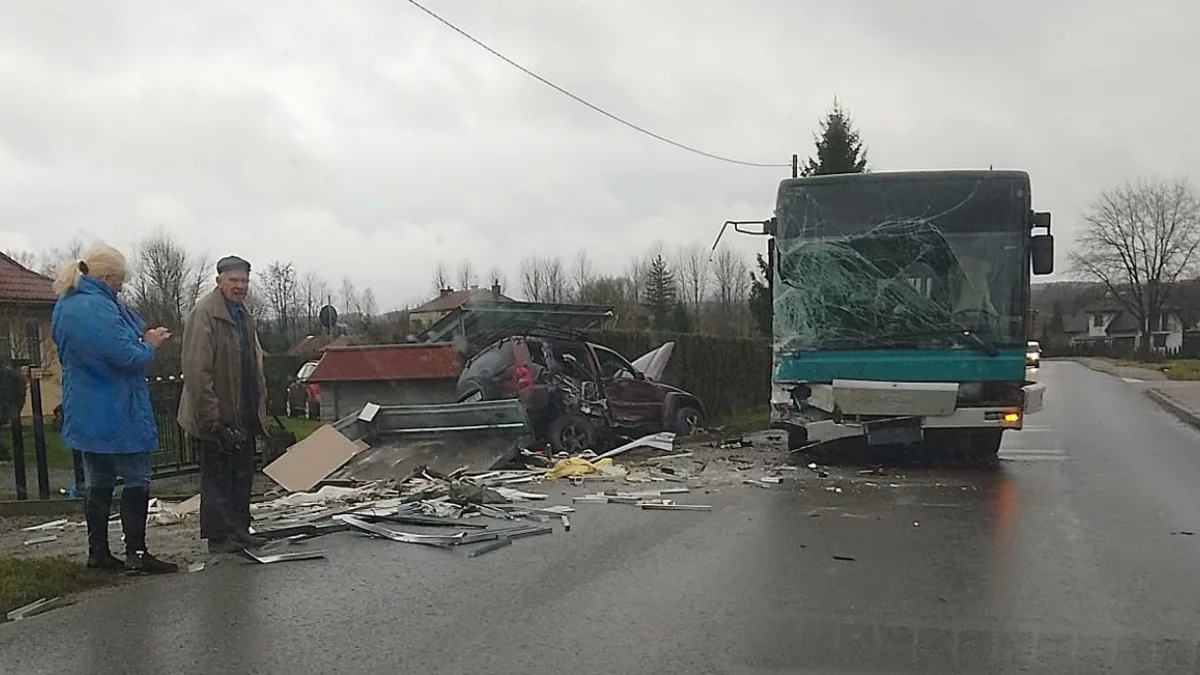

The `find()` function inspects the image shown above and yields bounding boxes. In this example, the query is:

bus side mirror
[1031,234,1054,275]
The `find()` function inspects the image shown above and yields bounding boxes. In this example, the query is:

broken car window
[593,346,636,380]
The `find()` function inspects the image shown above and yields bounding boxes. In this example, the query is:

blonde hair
[53,243,132,297]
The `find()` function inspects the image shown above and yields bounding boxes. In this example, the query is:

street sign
[318,305,339,330]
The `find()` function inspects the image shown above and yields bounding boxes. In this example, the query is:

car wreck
[454,333,706,453]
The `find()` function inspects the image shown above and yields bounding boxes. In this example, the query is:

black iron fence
[146,375,200,476]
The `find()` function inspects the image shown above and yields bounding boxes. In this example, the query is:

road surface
[4,361,1200,674]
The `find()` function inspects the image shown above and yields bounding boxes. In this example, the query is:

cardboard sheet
[264,424,365,493]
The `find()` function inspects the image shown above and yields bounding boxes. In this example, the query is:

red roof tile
[307,343,461,383]
[0,253,56,305]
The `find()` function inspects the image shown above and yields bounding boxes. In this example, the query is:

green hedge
[263,354,308,416]
[590,330,771,418]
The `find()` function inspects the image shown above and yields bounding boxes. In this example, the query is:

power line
[404,0,789,169]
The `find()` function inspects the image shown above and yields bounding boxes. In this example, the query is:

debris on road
[22,519,67,532]
[244,548,328,564]
[832,555,857,562]
[594,431,677,460]
[6,596,63,621]
[23,534,58,546]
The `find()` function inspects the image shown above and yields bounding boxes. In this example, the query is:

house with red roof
[305,343,462,422]
[408,282,514,332]
[0,252,62,418]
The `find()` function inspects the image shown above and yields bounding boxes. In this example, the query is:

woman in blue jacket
[52,244,176,575]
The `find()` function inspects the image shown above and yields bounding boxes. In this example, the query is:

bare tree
[128,228,210,330]
[456,258,477,290]
[360,288,378,317]
[34,238,86,277]
[340,277,361,317]
[1070,178,1200,355]
[4,250,40,271]
[711,245,751,334]
[261,261,299,345]
[519,256,547,302]
[431,262,451,294]
[543,256,567,303]
[298,270,331,333]
[571,250,595,302]
[677,241,710,314]
[486,267,507,294]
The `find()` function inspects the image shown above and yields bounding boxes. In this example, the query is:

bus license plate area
[863,417,924,446]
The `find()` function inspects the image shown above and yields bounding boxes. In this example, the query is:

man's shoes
[229,529,267,549]
[124,550,178,575]
[87,548,124,571]
[207,538,245,554]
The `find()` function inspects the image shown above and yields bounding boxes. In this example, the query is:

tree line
[5,228,381,354]
[432,242,758,337]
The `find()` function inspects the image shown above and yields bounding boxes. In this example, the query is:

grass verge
[0,556,113,618]
[280,417,323,441]
[711,405,770,434]
[1164,360,1200,381]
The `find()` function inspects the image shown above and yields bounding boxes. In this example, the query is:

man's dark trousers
[199,433,256,541]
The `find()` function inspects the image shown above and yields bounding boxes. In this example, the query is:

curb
[1144,389,1200,432]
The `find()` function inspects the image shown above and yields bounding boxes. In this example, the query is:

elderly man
[178,255,269,553]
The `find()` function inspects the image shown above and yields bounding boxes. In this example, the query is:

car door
[590,344,663,426]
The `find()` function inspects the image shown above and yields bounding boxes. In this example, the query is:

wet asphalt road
[5,361,1200,674]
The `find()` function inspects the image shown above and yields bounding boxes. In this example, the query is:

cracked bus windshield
[773,176,1028,354]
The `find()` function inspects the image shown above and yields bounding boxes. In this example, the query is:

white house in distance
[1064,300,1190,352]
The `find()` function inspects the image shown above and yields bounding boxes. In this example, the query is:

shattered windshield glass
[774,175,1028,353]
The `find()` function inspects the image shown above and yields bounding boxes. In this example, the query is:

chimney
[439,287,452,298]
[491,280,502,299]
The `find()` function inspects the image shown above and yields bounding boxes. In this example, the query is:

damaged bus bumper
[771,379,1047,449]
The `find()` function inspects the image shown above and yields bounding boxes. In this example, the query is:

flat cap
[216,255,251,274]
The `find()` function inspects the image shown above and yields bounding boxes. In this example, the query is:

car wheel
[673,406,705,436]
[546,414,597,455]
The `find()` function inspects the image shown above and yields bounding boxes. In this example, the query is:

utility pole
[792,154,799,179]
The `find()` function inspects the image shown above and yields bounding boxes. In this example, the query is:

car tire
[546,414,597,455]
[286,400,297,418]
[306,399,319,420]
[672,406,705,436]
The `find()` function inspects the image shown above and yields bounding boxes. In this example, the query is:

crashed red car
[455,335,705,453]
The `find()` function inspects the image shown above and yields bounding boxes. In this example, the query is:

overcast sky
[0,0,1195,309]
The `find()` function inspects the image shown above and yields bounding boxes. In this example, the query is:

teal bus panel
[774,349,1026,383]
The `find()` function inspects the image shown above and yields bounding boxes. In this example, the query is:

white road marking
[1122,377,1143,383]
[999,447,1069,462]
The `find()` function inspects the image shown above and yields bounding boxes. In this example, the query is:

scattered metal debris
[6,597,63,621]
[22,518,68,532]
[243,549,328,564]
[468,538,513,557]
[23,534,58,546]
[187,562,206,573]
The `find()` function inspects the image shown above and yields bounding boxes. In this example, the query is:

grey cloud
[0,0,1195,306]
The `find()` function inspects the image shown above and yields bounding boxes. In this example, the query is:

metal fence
[146,375,200,475]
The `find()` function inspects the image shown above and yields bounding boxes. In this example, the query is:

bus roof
[778,169,1030,194]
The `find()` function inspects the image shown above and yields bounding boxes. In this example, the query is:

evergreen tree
[802,98,869,176]
[643,254,678,328]
[748,253,772,336]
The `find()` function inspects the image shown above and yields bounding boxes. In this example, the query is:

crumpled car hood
[630,342,674,382]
